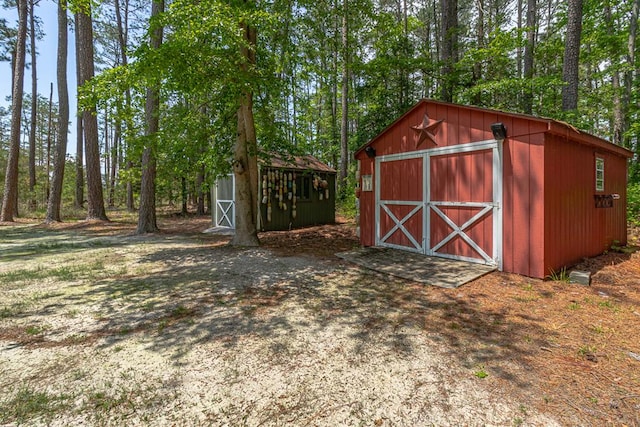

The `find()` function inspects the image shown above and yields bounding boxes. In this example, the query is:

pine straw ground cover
[0,212,638,426]
[266,222,640,426]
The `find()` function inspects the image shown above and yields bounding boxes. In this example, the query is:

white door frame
[214,174,235,229]
[375,139,503,269]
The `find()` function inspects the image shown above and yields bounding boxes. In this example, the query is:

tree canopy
[1,0,639,224]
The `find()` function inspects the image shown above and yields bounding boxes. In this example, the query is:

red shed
[354,100,632,278]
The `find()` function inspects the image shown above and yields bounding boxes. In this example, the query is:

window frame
[296,175,312,201]
[595,156,605,192]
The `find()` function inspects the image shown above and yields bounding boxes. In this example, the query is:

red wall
[359,157,375,246]
[355,100,629,279]
[501,121,547,278]
[543,134,628,274]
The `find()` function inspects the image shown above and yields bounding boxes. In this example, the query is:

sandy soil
[0,215,638,426]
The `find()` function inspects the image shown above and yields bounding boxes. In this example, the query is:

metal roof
[261,154,336,173]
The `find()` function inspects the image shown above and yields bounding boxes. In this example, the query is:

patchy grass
[0,215,638,426]
[0,387,71,425]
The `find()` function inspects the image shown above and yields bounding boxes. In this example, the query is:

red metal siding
[544,135,628,273]
[379,158,423,201]
[359,157,375,247]
[374,106,429,156]
[501,129,546,278]
[355,99,631,279]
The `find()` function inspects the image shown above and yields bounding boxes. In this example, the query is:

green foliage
[9,0,640,220]
[473,366,488,379]
[628,183,640,226]
[0,387,70,425]
[547,267,570,282]
[336,162,360,220]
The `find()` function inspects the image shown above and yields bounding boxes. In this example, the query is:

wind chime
[261,169,330,222]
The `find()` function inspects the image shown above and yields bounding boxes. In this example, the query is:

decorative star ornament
[411,114,444,148]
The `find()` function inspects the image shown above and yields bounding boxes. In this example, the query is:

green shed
[213,155,336,232]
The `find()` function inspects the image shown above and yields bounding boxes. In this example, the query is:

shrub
[628,183,640,226]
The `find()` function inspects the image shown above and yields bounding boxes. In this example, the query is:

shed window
[362,175,373,192]
[296,175,311,200]
[595,157,605,192]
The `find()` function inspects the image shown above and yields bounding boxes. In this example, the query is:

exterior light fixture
[491,123,507,140]
[365,146,376,158]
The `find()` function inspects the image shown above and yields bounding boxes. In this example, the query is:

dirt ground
[0,213,639,426]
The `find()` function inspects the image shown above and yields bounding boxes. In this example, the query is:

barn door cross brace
[430,204,494,263]
[379,203,423,250]
[217,201,234,228]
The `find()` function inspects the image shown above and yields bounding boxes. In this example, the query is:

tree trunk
[45,0,69,223]
[104,107,110,203]
[472,0,484,105]
[46,82,53,202]
[126,160,135,211]
[339,0,349,193]
[440,0,458,102]
[603,2,624,145]
[74,14,84,210]
[231,13,259,247]
[624,0,638,152]
[522,0,536,114]
[1,0,28,222]
[181,176,188,215]
[76,7,108,221]
[115,0,135,211]
[136,0,164,234]
[196,163,205,215]
[561,0,583,111]
[109,121,119,207]
[28,0,37,211]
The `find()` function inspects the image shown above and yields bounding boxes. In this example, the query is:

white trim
[377,139,498,163]
[374,139,503,268]
[379,203,423,250]
[430,201,498,208]
[430,204,494,263]
[493,142,503,269]
[424,153,430,253]
[374,159,381,246]
[595,157,605,192]
[214,174,236,229]
[379,200,423,206]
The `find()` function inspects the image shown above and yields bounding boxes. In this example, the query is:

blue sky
[1,0,78,156]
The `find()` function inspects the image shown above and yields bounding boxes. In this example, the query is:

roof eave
[547,121,634,159]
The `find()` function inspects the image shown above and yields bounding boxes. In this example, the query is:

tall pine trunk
[561,0,583,111]
[1,0,28,222]
[46,83,53,201]
[440,0,458,102]
[522,0,536,114]
[45,0,69,223]
[74,15,84,210]
[28,0,37,211]
[137,0,164,234]
[339,0,348,193]
[76,7,108,220]
[231,12,259,247]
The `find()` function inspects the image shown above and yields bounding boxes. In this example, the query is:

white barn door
[375,139,502,268]
[214,174,235,228]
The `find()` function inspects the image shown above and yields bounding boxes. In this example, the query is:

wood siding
[359,157,375,246]
[430,149,494,261]
[543,135,628,274]
[501,128,546,278]
[355,99,631,278]
[259,170,336,232]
